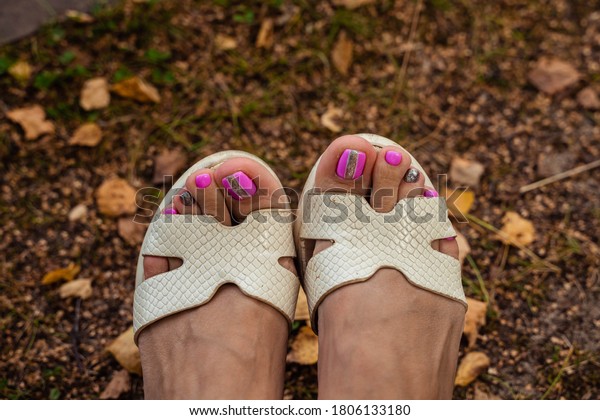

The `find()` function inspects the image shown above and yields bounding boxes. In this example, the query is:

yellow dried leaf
[321,106,344,132]
[446,188,474,218]
[7,105,55,140]
[215,34,237,50]
[332,0,376,10]
[59,278,93,300]
[332,31,353,75]
[69,123,102,147]
[107,327,142,375]
[112,76,160,103]
[256,19,274,49]
[455,351,490,387]
[463,298,487,348]
[42,263,81,285]
[499,211,535,247]
[8,60,32,83]
[287,326,318,365]
[65,10,94,23]
[95,178,137,217]
[80,77,111,110]
[295,289,309,321]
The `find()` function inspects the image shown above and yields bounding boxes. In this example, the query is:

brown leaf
[499,211,535,247]
[8,60,32,83]
[69,123,102,147]
[473,384,501,400]
[287,326,318,365]
[107,327,142,375]
[215,34,237,51]
[332,31,353,75]
[68,204,88,222]
[59,278,93,300]
[256,19,274,49]
[577,87,600,110]
[153,149,187,184]
[118,218,147,246]
[332,0,376,9]
[320,106,344,132]
[449,157,485,188]
[100,370,131,399]
[95,178,137,217]
[112,77,161,103]
[42,263,81,285]
[463,298,487,348]
[455,351,490,387]
[445,188,475,218]
[528,58,580,95]
[294,288,309,321]
[7,105,55,140]
[455,228,471,265]
[80,77,111,111]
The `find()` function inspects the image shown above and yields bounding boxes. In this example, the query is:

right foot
[312,135,466,399]
[139,156,295,399]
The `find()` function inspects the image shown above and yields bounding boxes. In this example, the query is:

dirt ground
[1,0,599,400]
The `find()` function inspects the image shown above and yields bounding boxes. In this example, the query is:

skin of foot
[139,157,295,399]
[312,135,466,399]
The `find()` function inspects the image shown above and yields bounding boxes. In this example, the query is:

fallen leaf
[445,188,475,218]
[7,105,55,140]
[537,152,575,178]
[153,149,187,184]
[59,278,93,300]
[100,370,130,399]
[107,327,142,375]
[295,288,309,321]
[473,384,501,400]
[8,60,32,83]
[455,351,490,387]
[463,298,487,348]
[256,18,274,49]
[65,10,94,23]
[80,77,111,110]
[95,178,137,217]
[455,228,471,265]
[112,76,161,103]
[287,326,318,365]
[449,157,485,188]
[215,34,237,51]
[68,204,88,222]
[528,58,580,95]
[69,123,102,147]
[577,87,600,110]
[332,31,353,75]
[42,263,81,285]
[499,211,535,247]
[332,0,376,9]
[118,218,147,246]
[321,106,344,132]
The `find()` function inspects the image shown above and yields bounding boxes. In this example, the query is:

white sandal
[133,151,300,343]
[295,133,467,333]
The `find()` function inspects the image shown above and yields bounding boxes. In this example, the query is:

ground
[1,0,599,400]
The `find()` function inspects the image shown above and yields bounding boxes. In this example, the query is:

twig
[541,346,575,400]
[520,159,600,193]
[466,255,490,303]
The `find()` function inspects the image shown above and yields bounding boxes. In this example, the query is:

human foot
[299,134,466,399]
[136,153,298,399]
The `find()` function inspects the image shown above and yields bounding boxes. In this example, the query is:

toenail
[403,168,420,183]
[385,150,403,166]
[424,189,439,198]
[180,191,193,206]
[195,173,211,189]
[222,171,257,200]
[444,236,456,241]
[336,149,366,180]
[163,207,178,215]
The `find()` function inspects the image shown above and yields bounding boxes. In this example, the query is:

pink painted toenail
[222,171,257,200]
[336,149,366,180]
[163,207,178,215]
[424,189,439,198]
[444,236,456,241]
[195,173,211,189]
[385,150,402,166]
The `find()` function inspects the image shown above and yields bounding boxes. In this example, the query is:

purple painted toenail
[444,236,456,241]
[385,150,402,166]
[222,171,257,200]
[424,189,439,198]
[163,207,178,215]
[336,149,366,180]
[195,173,211,189]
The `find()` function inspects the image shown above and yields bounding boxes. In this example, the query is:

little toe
[398,166,425,198]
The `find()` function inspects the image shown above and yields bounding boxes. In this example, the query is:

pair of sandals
[132,133,466,342]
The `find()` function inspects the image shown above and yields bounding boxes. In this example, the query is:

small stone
[577,87,600,110]
[68,204,88,222]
